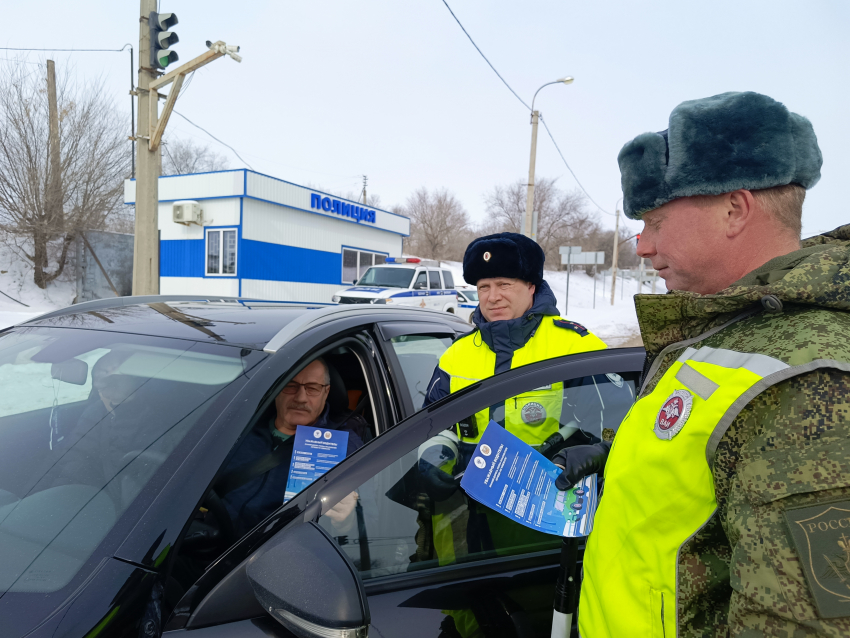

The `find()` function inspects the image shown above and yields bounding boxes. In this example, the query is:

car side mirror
[413,281,426,290]
[50,359,89,386]
[246,521,370,638]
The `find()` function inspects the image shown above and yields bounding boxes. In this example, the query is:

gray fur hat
[618,91,822,220]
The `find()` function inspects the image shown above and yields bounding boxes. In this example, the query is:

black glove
[553,441,611,491]
[418,458,458,501]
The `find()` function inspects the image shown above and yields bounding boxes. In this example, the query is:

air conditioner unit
[173,200,202,225]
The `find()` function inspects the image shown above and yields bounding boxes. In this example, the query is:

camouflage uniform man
[556,92,850,636]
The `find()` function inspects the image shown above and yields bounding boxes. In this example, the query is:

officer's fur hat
[618,91,822,220]
[463,232,544,286]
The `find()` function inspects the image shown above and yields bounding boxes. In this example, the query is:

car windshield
[356,267,415,288]
[463,290,479,301]
[0,327,249,595]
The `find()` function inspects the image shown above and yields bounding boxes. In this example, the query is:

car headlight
[332,295,341,303]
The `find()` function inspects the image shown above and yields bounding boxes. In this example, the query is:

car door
[411,269,430,309]
[427,269,443,310]
[167,347,644,637]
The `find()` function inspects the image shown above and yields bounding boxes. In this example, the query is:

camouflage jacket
[635,224,850,637]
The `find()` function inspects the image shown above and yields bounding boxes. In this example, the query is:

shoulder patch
[785,500,850,618]
[553,319,589,336]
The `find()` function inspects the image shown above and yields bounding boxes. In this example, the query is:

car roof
[15,295,470,351]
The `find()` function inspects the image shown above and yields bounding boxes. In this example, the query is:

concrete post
[523,110,540,239]
[132,0,161,295]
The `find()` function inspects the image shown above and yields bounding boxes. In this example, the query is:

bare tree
[162,137,230,175]
[0,61,130,288]
[482,178,600,267]
[402,187,471,260]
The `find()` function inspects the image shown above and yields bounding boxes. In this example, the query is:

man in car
[219,358,364,537]
[560,92,850,637]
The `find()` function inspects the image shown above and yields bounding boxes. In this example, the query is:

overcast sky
[3,1,848,238]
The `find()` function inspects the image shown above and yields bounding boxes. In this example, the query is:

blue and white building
[124,170,410,303]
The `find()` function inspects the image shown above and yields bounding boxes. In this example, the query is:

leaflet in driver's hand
[459,421,597,537]
[284,425,349,503]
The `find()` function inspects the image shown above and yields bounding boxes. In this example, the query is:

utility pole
[523,109,540,239]
[361,175,368,205]
[133,0,160,296]
[638,257,646,294]
[609,203,620,306]
[132,3,241,296]
[523,77,573,241]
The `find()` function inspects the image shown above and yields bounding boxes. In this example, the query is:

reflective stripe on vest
[439,318,607,447]
[579,346,789,638]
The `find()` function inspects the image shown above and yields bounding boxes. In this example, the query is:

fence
[75,230,134,302]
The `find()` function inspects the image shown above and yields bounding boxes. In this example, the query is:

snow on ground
[0,244,76,329]
[0,243,665,350]
[438,259,665,348]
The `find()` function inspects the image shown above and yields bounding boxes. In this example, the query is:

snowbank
[0,244,76,329]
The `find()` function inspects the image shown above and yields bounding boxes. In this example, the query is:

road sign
[561,251,604,266]
[559,246,582,255]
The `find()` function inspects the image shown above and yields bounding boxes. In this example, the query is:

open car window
[319,366,638,578]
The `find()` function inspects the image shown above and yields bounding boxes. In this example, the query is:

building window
[206,228,237,276]
[342,248,388,284]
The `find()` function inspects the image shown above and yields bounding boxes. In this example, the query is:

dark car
[0,295,643,638]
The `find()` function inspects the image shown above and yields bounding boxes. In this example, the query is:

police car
[456,286,480,323]
[332,257,460,314]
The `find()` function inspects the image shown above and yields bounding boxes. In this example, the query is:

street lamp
[522,76,574,241]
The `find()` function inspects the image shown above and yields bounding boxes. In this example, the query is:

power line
[539,116,614,216]
[0,46,130,52]
[439,0,530,111]
[172,110,254,170]
[438,1,613,216]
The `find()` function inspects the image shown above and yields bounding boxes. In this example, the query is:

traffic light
[149,12,179,69]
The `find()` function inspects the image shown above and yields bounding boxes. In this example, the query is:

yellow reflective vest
[579,345,807,637]
[431,317,606,567]
[438,317,607,447]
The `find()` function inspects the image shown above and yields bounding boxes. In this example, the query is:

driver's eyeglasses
[281,382,329,397]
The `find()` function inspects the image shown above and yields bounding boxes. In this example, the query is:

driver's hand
[326,491,358,533]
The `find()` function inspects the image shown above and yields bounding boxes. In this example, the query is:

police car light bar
[385,257,421,263]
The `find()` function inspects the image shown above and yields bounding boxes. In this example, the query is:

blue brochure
[459,421,597,537]
[284,425,349,503]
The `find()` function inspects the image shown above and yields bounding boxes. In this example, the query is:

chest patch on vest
[521,402,547,425]
[654,389,693,440]
[785,501,850,618]
[553,319,589,336]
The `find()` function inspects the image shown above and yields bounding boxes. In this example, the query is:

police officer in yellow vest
[418,232,608,566]
[423,232,606,446]
[557,92,850,636]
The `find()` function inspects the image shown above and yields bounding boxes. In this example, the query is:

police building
[124,170,410,304]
